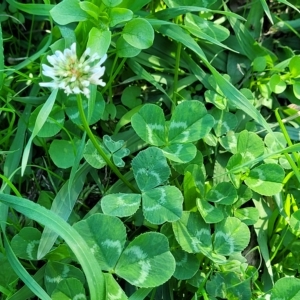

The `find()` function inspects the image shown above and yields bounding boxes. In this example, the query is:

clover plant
[1,0,300,299]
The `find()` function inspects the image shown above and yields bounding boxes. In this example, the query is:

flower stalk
[76,94,138,193]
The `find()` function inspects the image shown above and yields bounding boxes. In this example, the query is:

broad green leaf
[49,139,77,169]
[87,28,111,59]
[121,86,142,109]
[116,36,141,57]
[269,74,286,94]
[234,207,259,225]
[11,227,41,260]
[264,132,287,153]
[103,0,122,7]
[105,273,128,300]
[270,277,300,299]
[289,56,300,77]
[211,109,237,137]
[237,130,265,162]
[142,186,183,224]
[253,56,267,72]
[164,0,216,7]
[132,147,170,191]
[109,7,133,27]
[173,212,213,257]
[51,278,86,300]
[79,1,99,19]
[50,0,89,25]
[196,198,224,224]
[171,150,203,175]
[83,139,110,169]
[65,93,105,125]
[73,214,126,271]
[219,132,238,153]
[213,217,250,256]
[45,262,85,295]
[205,90,227,110]
[101,193,141,217]
[115,232,175,288]
[162,143,196,163]
[206,182,238,205]
[28,104,64,138]
[172,249,200,280]
[167,100,214,143]
[244,164,285,196]
[131,104,166,146]
[293,82,300,99]
[123,19,154,49]
[206,272,252,300]
[290,210,300,232]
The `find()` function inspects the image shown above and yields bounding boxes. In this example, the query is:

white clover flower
[39,43,107,98]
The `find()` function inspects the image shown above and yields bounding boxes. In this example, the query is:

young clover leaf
[132,100,214,163]
[103,135,130,167]
[131,147,170,191]
[51,278,86,300]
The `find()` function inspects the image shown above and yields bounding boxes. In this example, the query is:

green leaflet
[132,100,214,163]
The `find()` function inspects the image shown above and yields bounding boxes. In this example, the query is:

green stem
[102,56,127,95]
[172,38,182,111]
[76,94,138,193]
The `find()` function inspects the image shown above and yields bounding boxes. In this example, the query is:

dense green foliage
[1,0,300,299]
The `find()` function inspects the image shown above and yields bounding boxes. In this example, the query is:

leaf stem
[76,94,138,193]
[172,36,182,111]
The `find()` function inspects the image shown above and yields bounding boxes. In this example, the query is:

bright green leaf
[162,143,196,163]
[123,19,154,49]
[142,186,183,224]
[109,7,133,27]
[115,232,175,288]
[213,217,250,256]
[132,147,170,191]
[167,100,214,143]
[197,198,224,224]
[73,214,126,271]
[244,164,285,196]
[101,193,141,217]
[131,104,166,146]
[11,227,41,260]
[51,278,86,300]
[206,182,238,205]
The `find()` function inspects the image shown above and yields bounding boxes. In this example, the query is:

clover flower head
[39,43,107,98]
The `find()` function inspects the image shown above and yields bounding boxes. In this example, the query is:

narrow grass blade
[0,193,106,299]
[7,265,46,300]
[21,89,58,175]
[259,0,273,24]
[253,195,274,289]
[38,163,91,259]
[4,234,51,300]
[0,23,4,90]
[6,0,53,16]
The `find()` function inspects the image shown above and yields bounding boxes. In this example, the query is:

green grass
[1,0,300,299]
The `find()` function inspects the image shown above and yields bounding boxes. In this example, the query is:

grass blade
[0,193,106,299]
